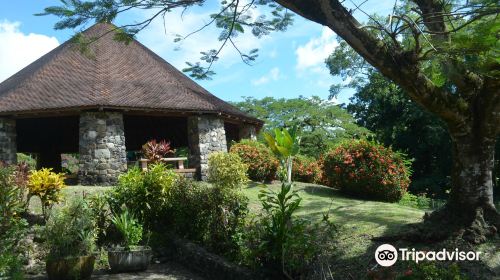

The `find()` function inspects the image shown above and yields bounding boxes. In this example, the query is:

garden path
[92,262,204,280]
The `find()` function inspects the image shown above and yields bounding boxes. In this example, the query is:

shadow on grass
[323,222,498,280]
[247,181,267,189]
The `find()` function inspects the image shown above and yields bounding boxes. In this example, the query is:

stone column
[239,124,257,140]
[79,112,127,185]
[0,118,17,164]
[188,115,228,181]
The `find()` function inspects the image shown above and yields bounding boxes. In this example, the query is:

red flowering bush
[292,156,323,184]
[229,140,279,182]
[323,140,411,202]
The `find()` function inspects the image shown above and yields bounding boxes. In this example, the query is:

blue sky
[0,1,393,104]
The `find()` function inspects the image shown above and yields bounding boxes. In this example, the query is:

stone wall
[0,118,17,164]
[188,116,227,180]
[239,124,257,140]
[79,112,127,185]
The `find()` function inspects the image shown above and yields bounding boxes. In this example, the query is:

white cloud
[136,6,267,72]
[252,67,281,86]
[295,27,338,71]
[0,20,59,82]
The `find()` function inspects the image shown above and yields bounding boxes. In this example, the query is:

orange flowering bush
[292,156,323,184]
[323,140,411,202]
[229,140,279,182]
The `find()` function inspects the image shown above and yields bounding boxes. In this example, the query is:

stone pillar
[0,118,17,164]
[188,115,227,181]
[239,124,257,140]
[79,112,127,185]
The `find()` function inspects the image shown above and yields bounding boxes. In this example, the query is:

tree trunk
[449,135,496,209]
[422,133,500,243]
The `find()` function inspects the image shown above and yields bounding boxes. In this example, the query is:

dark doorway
[16,116,80,171]
[123,115,188,151]
[224,122,240,149]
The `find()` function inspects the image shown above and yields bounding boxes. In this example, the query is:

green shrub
[166,178,248,256]
[323,140,411,202]
[207,152,248,189]
[396,262,467,280]
[17,153,36,170]
[292,155,323,184]
[399,192,431,209]
[87,193,111,247]
[111,210,143,249]
[107,164,178,229]
[44,197,96,260]
[239,183,336,277]
[229,140,279,182]
[0,165,28,279]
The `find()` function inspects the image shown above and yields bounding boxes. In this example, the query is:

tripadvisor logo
[374,244,481,267]
[375,244,398,267]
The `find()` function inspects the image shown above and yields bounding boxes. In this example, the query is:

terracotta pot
[46,255,95,280]
[107,246,152,273]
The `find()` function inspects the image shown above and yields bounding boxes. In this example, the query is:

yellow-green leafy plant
[27,168,66,218]
[263,126,301,183]
[207,152,249,189]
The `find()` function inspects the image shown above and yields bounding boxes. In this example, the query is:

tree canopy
[233,96,371,157]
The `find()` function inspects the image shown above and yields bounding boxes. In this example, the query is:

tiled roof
[0,23,261,124]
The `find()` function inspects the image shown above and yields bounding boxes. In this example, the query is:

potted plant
[107,210,151,272]
[44,197,97,280]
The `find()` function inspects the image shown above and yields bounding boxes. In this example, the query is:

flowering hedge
[229,140,279,182]
[323,140,411,202]
[292,156,323,184]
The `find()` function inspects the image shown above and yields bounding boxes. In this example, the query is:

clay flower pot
[46,255,95,280]
[107,246,152,273]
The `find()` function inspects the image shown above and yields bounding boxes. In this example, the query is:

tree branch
[274,0,466,127]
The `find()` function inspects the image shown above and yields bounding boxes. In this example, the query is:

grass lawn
[28,185,112,215]
[243,182,499,279]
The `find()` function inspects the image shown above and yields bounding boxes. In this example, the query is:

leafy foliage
[396,262,467,280]
[341,71,453,196]
[240,182,336,277]
[398,192,432,210]
[323,140,412,202]
[37,0,294,79]
[141,139,175,163]
[0,165,28,279]
[87,193,112,247]
[233,96,371,157]
[111,210,144,249]
[207,152,249,189]
[44,197,97,260]
[166,178,249,256]
[107,164,178,229]
[27,168,66,218]
[229,140,279,182]
[264,126,301,183]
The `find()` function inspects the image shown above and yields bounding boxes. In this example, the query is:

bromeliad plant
[263,126,300,184]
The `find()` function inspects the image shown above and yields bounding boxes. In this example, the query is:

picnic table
[139,157,196,174]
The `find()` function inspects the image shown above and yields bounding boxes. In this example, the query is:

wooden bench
[139,157,196,174]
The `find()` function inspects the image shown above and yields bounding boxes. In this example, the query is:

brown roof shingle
[0,23,261,124]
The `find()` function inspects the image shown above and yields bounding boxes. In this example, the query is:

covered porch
[0,111,257,185]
